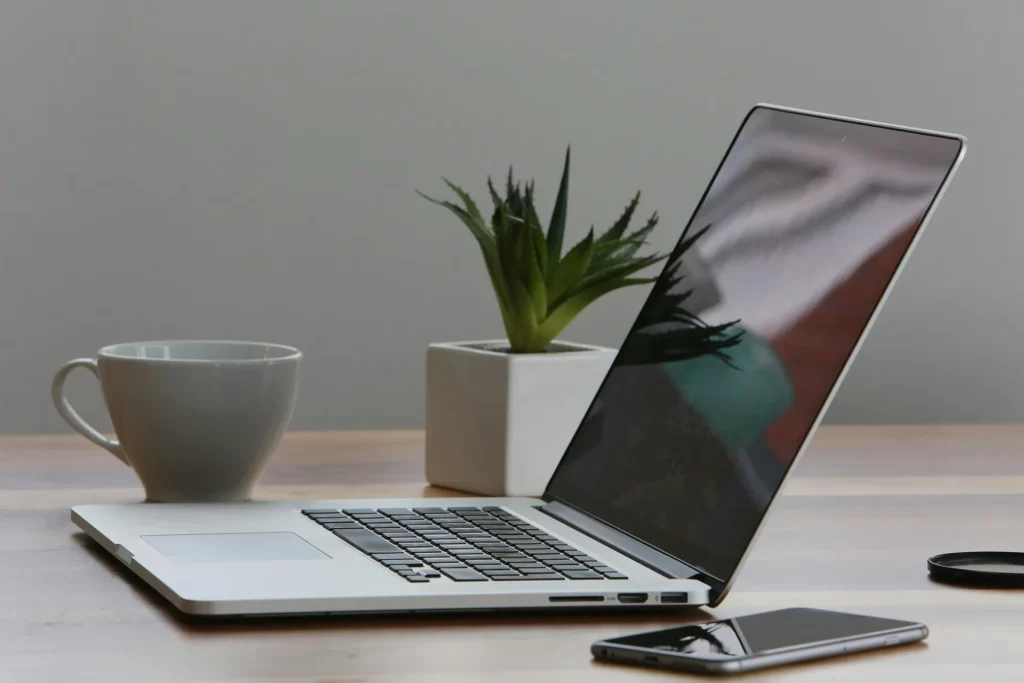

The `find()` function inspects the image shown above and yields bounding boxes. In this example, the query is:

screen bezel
[542,104,967,604]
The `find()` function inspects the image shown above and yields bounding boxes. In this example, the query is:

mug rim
[98,340,302,364]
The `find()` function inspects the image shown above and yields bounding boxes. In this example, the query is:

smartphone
[592,607,927,675]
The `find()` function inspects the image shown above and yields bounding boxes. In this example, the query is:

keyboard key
[382,559,423,567]
[604,572,629,580]
[420,570,441,578]
[532,553,568,561]
[301,508,339,515]
[333,529,401,555]
[322,522,362,530]
[482,506,504,512]
[439,567,487,582]
[405,575,431,583]
[412,507,446,514]
[372,553,417,562]
[549,564,587,572]
[341,508,377,515]
[563,570,602,580]
[446,507,483,512]
[481,568,519,576]
[520,566,558,574]
[431,562,467,569]
[378,508,412,516]
[492,574,563,581]
[508,561,546,569]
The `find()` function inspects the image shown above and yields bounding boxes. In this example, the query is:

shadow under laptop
[73,532,713,634]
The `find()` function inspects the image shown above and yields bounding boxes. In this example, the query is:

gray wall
[0,1,1019,435]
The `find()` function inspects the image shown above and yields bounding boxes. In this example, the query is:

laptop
[72,105,965,616]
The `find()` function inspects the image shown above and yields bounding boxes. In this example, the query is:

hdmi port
[617,593,648,604]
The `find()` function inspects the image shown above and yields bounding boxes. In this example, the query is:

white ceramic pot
[425,340,615,496]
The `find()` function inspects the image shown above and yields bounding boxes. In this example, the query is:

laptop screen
[545,106,963,584]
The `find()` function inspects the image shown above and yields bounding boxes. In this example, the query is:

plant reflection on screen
[618,223,743,367]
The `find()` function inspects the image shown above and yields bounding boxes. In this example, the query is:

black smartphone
[592,607,927,675]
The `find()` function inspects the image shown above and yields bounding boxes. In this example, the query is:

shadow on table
[73,532,713,635]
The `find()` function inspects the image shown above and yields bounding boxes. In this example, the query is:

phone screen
[604,608,917,659]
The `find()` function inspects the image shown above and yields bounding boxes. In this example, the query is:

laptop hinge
[539,501,701,580]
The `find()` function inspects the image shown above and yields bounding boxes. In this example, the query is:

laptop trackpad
[143,532,330,562]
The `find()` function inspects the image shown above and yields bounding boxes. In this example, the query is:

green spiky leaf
[415,188,509,315]
[546,147,570,265]
[597,191,641,244]
[546,228,594,305]
[536,277,654,344]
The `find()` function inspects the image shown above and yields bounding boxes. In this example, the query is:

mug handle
[51,358,129,465]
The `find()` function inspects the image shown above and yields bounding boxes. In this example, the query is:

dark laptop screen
[545,106,963,583]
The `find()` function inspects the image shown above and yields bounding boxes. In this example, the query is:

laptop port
[659,592,689,604]
[548,595,605,603]
[617,593,648,604]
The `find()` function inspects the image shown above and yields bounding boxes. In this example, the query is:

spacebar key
[333,529,400,555]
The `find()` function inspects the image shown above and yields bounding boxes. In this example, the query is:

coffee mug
[52,340,301,502]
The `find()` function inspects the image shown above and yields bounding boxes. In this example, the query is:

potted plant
[418,148,666,495]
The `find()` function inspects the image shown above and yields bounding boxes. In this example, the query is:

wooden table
[2,426,1023,682]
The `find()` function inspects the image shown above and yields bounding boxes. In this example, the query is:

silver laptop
[72,105,965,617]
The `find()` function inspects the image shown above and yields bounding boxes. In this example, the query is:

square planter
[425,340,616,496]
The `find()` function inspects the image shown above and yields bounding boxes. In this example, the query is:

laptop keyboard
[301,506,629,583]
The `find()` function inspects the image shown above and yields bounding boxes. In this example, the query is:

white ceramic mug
[52,340,301,502]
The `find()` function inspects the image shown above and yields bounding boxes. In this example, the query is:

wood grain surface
[2,426,1023,682]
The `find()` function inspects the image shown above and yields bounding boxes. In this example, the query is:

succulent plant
[418,147,665,353]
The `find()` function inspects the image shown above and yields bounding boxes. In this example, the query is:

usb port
[659,592,689,604]
[617,593,648,604]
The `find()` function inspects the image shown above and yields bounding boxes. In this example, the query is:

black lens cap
[928,551,1024,588]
